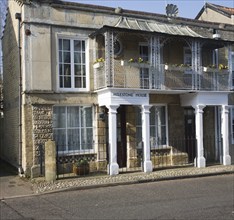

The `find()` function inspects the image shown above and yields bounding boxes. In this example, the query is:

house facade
[196,2,234,164]
[2,0,233,178]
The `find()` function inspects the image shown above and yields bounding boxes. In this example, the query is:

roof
[8,0,234,42]
[113,17,203,38]
[195,2,234,19]
[90,16,234,43]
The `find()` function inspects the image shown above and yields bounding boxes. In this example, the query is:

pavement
[0,159,233,199]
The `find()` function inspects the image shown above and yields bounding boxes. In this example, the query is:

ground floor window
[136,105,168,148]
[231,107,234,144]
[53,106,93,153]
[150,105,167,148]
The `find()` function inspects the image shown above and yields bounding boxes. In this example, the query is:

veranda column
[221,105,231,165]
[194,105,206,167]
[141,105,153,173]
[107,105,119,175]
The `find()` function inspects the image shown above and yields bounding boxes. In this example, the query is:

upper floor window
[58,38,88,91]
[231,52,234,88]
[184,47,192,66]
[139,44,149,89]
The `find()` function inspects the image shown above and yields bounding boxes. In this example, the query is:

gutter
[15,12,24,176]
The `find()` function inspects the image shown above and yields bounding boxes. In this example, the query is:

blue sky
[66,0,234,19]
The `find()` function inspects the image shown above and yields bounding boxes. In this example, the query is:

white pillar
[194,105,206,168]
[107,105,119,175]
[221,105,231,165]
[141,105,153,173]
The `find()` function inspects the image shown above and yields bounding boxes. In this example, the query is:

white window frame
[52,105,94,155]
[57,36,90,92]
[231,52,234,89]
[139,43,150,89]
[183,47,193,74]
[231,106,234,144]
[184,47,192,65]
[150,104,169,149]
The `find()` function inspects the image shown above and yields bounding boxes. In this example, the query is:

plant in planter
[93,57,105,69]
[73,157,90,176]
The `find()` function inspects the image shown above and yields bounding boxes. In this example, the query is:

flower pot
[93,62,104,69]
[73,164,90,176]
[121,60,149,68]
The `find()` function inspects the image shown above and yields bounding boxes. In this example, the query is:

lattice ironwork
[104,31,114,87]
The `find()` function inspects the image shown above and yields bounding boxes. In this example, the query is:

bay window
[53,106,93,153]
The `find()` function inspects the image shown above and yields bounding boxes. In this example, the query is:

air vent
[166,4,178,17]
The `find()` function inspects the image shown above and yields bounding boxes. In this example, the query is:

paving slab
[0,160,34,199]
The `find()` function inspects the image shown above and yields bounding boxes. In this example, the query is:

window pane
[157,106,166,125]
[67,129,80,151]
[67,106,80,127]
[82,52,86,63]
[82,65,86,76]
[75,77,82,88]
[140,45,149,61]
[82,41,85,52]
[150,126,156,147]
[59,39,63,50]
[75,65,81,76]
[82,77,86,88]
[81,107,92,127]
[53,129,66,151]
[74,40,81,51]
[81,128,93,150]
[64,76,71,88]
[59,51,62,62]
[63,39,70,51]
[53,106,66,128]
[74,52,81,64]
[64,64,71,76]
[157,126,166,145]
[63,52,71,63]
[59,64,63,76]
[59,76,63,88]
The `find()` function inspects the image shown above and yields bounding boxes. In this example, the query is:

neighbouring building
[0,73,3,152]
[2,0,233,178]
[196,2,234,164]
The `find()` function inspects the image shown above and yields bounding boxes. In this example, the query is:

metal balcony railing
[94,61,231,92]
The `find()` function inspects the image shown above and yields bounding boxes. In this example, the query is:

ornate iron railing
[94,61,230,91]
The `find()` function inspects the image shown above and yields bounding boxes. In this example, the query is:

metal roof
[114,17,203,38]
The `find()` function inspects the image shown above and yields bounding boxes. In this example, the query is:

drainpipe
[15,13,23,175]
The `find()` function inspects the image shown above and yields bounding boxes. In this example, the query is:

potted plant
[93,57,105,69]
[73,157,90,176]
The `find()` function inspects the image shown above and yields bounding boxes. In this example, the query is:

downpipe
[15,13,24,176]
